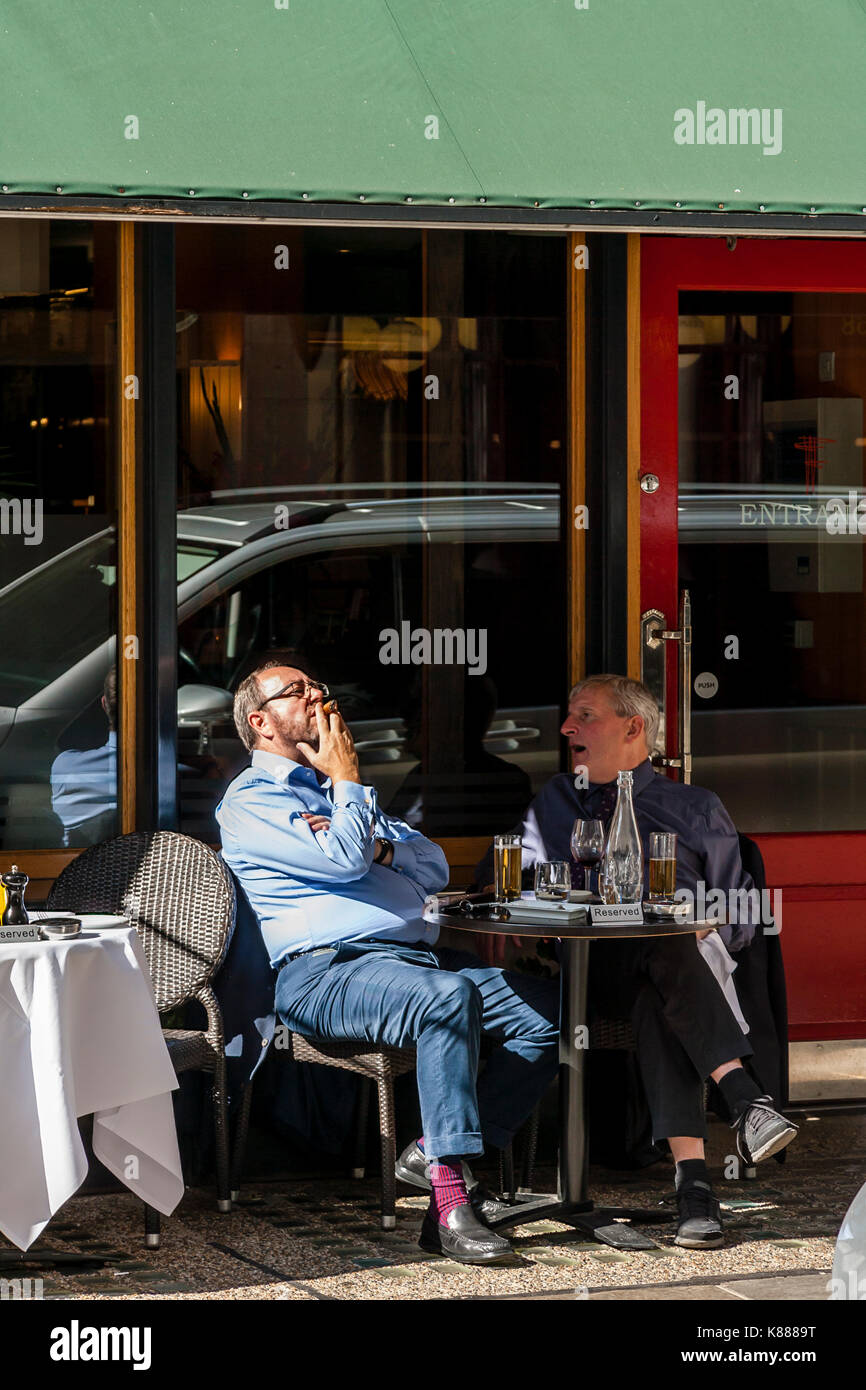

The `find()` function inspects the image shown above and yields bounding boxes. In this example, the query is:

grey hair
[233,670,268,752]
[568,674,660,753]
[233,655,300,752]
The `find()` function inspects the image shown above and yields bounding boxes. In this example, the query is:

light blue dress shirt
[216,749,449,967]
[50,733,118,846]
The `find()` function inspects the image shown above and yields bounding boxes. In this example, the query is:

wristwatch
[374,838,394,865]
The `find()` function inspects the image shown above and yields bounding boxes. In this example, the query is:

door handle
[640,589,692,783]
[678,589,692,785]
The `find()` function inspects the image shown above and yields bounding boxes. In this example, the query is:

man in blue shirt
[50,668,118,847]
[477,674,797,1250]
[217,657,559,1265]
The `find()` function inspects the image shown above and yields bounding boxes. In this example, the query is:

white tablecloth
[0,925,184,1250]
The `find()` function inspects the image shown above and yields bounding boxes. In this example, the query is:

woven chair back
[48,831,236,1011]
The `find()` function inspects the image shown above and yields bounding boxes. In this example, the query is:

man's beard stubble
[270,706,319,751]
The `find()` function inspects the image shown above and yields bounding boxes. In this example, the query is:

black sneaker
[395,1141,475,1192]
[674,1179,724,1249]
[734,1096,799,1165]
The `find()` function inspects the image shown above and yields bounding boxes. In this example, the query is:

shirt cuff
[332,780,377,811]
[390,839,418,876]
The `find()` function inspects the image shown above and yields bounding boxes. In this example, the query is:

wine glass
[570,819,605,896]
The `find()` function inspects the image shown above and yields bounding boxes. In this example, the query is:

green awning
[3,0,866,213]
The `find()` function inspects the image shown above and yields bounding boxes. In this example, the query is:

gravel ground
[6,1109,861,1302]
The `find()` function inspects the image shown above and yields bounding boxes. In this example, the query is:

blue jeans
[275,940,559,1160]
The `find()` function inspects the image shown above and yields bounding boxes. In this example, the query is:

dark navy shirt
[477,758,757,951]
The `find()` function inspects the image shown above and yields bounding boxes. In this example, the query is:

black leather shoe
[395,1141,475,1192]
[419,1202,514,1264]
[470,1182,512,1225]
[674,1180,724,1249]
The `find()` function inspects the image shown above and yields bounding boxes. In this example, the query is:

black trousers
[589,934,753,1141]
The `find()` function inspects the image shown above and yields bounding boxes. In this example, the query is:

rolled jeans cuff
[424,1130,484,1162]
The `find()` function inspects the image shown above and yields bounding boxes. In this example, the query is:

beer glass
[648,831,677,900]
[534,860,571,900]
[494,833,522,902]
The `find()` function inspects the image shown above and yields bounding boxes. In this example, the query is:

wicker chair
[280,1033,535,1224]
[48,830,237,1246]
[288,1035,417,1229]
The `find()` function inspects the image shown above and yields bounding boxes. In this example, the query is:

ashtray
[39,917,83,939]
[643,900,689,921]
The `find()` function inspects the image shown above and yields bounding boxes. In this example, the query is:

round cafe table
[423,893,716,1250]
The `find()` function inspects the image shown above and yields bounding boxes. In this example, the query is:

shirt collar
[251,749,330,788]
[587,757,655,797]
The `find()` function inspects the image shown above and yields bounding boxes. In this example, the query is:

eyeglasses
[255,679,329,711]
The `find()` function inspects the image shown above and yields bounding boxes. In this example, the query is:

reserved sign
[0,925,41,943]
[589,903,644,926]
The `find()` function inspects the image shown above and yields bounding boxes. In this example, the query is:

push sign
[694,671,719,699]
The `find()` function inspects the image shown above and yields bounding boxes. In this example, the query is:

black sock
[717,1067,762,1124]
[675,1157,710,1189]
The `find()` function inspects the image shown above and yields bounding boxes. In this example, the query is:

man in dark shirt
[478,674,797,1249]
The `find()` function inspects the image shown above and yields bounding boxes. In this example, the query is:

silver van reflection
[0,488,561,847]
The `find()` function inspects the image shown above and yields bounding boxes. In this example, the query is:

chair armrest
[195,984,225,1052]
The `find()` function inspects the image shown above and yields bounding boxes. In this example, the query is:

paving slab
[468,1268,833,1300]
[588,1284,743,1300]
[717,1273,831,1301]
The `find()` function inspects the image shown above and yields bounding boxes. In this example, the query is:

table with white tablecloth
[0,923,184,1251]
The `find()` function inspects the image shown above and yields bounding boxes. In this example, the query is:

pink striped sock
[429,1162,469,1222]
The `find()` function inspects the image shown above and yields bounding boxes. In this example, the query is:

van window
[0,532,116,708]
[176,529,563,841]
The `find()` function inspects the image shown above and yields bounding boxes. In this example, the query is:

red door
[641,237,866,1058]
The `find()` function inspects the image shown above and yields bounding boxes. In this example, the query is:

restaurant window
[679,291,866,831]
[174,225,567,845]
[0,221,118,851]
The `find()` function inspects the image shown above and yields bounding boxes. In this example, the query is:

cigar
[322,699,338,715]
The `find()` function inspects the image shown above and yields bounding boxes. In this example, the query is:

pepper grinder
[1,865,30,925]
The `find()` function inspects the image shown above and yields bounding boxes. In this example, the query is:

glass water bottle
[600,771,644,904]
